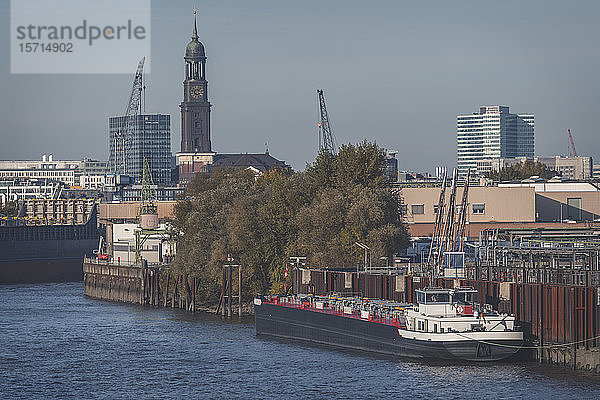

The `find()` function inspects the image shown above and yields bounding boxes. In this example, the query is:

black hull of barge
[255,302,522,362]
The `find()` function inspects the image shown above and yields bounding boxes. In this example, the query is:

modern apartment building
[108,113,171,185]
[457,105,534,179]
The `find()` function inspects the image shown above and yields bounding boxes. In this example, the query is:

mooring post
[172,276,176,308]
[155,271,159,306]
[228,265,233,318]
[153,270,156,306]
[570,287,576,370]
[140,265,145,305]
[238,265,242,317]
[221,265,227,317]
[538,285,544,364]
[164,273,169,307]
[192,277,196,313]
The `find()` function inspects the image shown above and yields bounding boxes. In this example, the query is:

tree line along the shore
[170,141,410,303]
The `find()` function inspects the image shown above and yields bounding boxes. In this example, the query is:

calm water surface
[1,283,600,399]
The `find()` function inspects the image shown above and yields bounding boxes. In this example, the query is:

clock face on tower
[190,85,204,99]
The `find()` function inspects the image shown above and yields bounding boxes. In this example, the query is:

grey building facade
[108,114,171,185]
[489,156,593,180]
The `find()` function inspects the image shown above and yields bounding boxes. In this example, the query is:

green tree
[335,141,387,190]
[227,169,306,295]
[304,150,336,191]
[293,185,408,269]
[293,187,349,267]
[172,168,255,301]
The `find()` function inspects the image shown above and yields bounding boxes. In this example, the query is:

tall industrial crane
[568,129,577,157]
[110,57,145,177]
[439,169,458,268]
[427,168,471,274]
[427,172,447,269]
[316,89,337,154]
[139,157,157,219]
[454,168,471,253]
[135,157,161,265]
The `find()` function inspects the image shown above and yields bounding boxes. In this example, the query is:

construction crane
[427,168,470,274]
[316,89,337,154]
[427,171,447,269]
[439,169,458,269]
[454,168,471,253]
[568,129,577,157]
[110,57,145,177]
[139,157,157,221]
[135,157,161,265]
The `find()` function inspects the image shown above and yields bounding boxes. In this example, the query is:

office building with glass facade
[457,105,534,179]
[108,114,171,185]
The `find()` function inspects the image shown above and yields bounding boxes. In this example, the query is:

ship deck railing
[263,295,407,329]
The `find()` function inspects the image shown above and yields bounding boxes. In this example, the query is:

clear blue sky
[1,0,599,171]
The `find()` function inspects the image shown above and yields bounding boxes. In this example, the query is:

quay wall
[83,261,145,304]
[83,258,225,313]
[293,267,600,373]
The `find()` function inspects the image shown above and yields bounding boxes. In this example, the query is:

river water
[1,283,600,399]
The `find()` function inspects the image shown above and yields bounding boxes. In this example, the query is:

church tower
[180,10,211,153]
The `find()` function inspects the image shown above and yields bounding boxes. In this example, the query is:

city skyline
[1,1,600,171]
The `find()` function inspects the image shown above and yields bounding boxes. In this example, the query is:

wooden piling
[238,265,242,317]
[172,276,176,308]
[221,265,226,317]
[192,277,196,313]
[228,265,233,318]
[164,273,169,307]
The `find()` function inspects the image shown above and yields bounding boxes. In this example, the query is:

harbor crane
[568,129,577,157]
[134,158,176,265]
[316,89,337,154]
[427,171,447,269]
[110,57,145,177]
[427,168,471,275]
[454,168,471,253]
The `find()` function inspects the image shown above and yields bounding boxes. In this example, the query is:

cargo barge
[254,287,524,361]
[0,208,99,284]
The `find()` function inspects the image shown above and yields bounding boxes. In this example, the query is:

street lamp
[289,256,307,270]
[354,242,371,272]
[289,256,307,294]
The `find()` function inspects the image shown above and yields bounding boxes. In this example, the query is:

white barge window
[454,291,474,305]
[426,293,450,303]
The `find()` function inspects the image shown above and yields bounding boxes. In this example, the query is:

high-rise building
[457,105,534,179]
[180,10,211,153]
[108,114,171,184]
[385,150,398,182]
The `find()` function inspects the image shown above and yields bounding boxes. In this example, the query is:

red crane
[568,129,577,157]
